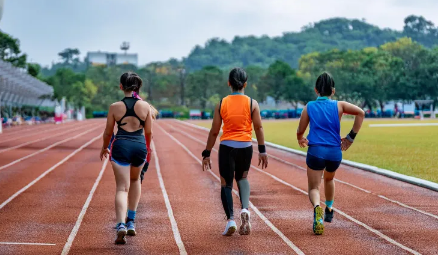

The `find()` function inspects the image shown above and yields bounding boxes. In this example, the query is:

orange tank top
[220,95,252,142]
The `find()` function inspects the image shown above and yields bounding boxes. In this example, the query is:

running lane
[0,123,105,204]
[168,119,438,254]
[66,154,179,254]
[0,127,104,255]
[150,123,296,254]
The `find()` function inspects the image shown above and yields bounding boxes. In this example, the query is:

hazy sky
[1,0,438,67]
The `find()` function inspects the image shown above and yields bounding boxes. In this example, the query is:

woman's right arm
[252,100,268,169]
[144,103,153,151]
[339,101,365,151]
[100,104,116,160]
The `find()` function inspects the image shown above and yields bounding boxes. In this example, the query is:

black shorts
[218,144,253,184]
[306,153,341,172]
[111,139,147,167]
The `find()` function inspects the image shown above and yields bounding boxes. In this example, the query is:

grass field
[191,119,438,183]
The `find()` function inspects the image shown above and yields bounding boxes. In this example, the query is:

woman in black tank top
[100,72,156,245]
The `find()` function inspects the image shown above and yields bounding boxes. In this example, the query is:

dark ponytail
[120,72,143,93]
[315,72,335,97]
[228,67,248,91]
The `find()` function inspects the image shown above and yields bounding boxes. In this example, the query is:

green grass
[191,119,438,183]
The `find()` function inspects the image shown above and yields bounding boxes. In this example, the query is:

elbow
[211,131,220,137]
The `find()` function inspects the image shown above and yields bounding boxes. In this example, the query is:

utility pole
[179,68,186,106]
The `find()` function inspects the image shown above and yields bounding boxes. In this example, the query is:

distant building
[87,51,138,67]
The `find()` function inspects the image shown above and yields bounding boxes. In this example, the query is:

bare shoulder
[109,101,123,110]
[251,98,259,107]
[138,100,151,108]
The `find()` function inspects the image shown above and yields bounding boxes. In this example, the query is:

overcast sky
[1,0,438,67]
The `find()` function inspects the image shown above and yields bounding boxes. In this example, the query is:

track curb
[175,119,438,192]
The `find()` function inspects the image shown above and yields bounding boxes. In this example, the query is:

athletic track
[0,119,437,255]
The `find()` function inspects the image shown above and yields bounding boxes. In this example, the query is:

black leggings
[218,144,253,220]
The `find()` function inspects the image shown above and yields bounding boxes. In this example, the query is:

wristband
[258,145,266,154]
[348,129,357,140]
[202,149,211,159]
[346,134,354,143]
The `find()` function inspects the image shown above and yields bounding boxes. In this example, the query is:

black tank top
[115,97,145,143]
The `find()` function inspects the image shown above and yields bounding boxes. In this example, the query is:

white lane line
[0,242,56,246]
[157,124,304,255]
[61,158,109,255]
[0,134,101,210]
[370,123,438,127]
[0,123,79,145]
[166,123,421,255]
[0,124,93,154]
[152,141,188,255]
[172,121,438,220]
[0,125,103,171]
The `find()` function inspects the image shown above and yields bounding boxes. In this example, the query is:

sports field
[192,119,438,183]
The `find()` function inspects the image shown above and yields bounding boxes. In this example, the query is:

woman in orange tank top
[201,67,268,236]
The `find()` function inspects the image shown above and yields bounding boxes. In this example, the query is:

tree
[27,63,41,78]
[261,60,295,103]
[186,66,224,109]
[58,48,81,64]
[0,31,27,68]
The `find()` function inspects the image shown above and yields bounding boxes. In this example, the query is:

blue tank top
[306,97,342,161]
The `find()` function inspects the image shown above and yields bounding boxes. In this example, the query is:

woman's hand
[147,147,152,162]
[100,147,109,161]
[297,137,309,148]
[202,157,211,171]
[258,153,268,169]
[341,138,353,151]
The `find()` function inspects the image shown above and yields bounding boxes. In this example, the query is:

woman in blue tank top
[296,72,365,235]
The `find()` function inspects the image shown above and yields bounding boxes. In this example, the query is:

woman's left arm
[100,104,115,160]
[296,106,310,148]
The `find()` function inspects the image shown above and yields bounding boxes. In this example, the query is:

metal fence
[0,60,54,109]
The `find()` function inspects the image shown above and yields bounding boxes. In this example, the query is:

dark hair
[315,72,335,96]
[228,67,248,91]
[120,72,142,92]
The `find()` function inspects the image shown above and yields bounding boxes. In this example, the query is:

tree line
[1,15,437,117]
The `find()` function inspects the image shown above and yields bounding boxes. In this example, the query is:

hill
[184,15,438,70]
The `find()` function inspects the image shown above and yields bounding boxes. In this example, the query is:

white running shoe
[222,220,237,236]
[239,209,251,235]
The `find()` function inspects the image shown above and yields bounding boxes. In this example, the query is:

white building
[87,51,138,67]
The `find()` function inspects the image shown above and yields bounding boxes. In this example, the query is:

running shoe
[239,209,251,235]
[126,220,136,236]
[222,220,237,236]
[324,207,334,223]
[313,205,324,235]
[115,223,127,244]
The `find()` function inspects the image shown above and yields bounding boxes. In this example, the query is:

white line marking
[370,123,438,127]
[0,242,56,246]
[172,121,438,220]
[152,141,188,255]
[0,124,92,154]
[166,122,421,254]
[0,123,78,145]
[0,134,101,210]
[377,195,438,220]
[61,158,109,255]
[0,126,103,171]
[157,124,304,255]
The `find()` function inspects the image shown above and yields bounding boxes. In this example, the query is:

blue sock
[325,200,334,209]
[127,210,136,221]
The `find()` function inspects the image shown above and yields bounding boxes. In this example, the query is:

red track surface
[0,119,437,254]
